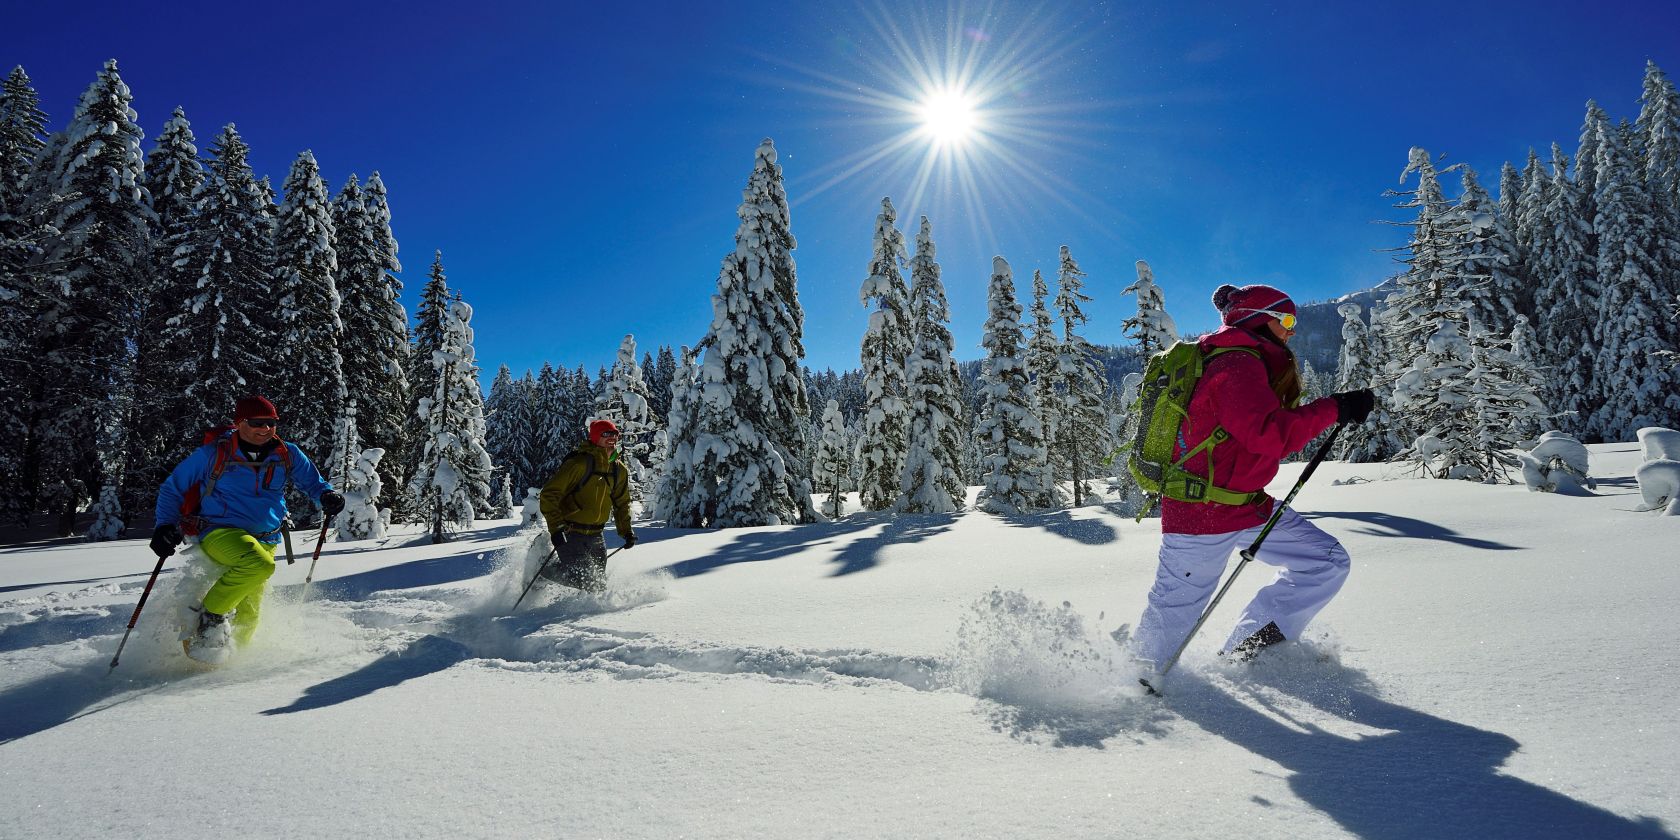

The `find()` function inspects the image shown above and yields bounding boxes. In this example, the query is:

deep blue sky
[8,0,1680,376]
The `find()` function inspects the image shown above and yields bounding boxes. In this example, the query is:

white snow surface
[2,445,1677,839]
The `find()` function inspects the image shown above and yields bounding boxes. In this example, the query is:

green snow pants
[199,528,278,646]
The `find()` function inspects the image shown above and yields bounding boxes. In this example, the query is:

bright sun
[917,88,979,147]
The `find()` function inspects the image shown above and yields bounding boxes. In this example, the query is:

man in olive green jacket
[538,419,637,591]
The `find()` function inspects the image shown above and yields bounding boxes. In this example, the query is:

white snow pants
[1133,505,1350,669]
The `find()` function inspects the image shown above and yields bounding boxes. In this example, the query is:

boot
[1225,621,1286,663]
[184,607,234,666]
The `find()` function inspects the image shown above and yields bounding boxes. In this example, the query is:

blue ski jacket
[154,433,333,544]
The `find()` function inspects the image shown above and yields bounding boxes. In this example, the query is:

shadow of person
[1167,664,1674,840]
[261,634,470,716]
[1302,510,1521,551]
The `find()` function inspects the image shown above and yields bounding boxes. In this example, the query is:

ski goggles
[1236,308,1297,330]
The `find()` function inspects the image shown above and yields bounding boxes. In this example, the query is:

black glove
[151,523,183,558]
[622,533,638,549]
[1331,389,1376,425]
[319,490,345,518]
[551,527,568,547]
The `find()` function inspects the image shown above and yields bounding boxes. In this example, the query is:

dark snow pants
[540,530,608,591]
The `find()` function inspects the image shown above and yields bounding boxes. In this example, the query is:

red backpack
[178,426,293,536]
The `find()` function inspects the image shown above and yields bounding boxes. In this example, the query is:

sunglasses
[1240,308,1297,330]
[598,431,620,439]
[244,419,278,428]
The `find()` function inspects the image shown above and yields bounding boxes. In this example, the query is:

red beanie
[1213,284,1296,328]
[588,419,620,446]
[233,396,279,422]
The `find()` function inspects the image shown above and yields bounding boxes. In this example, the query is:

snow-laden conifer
[1638,61,1680,213]
[1531,145,1597,432]
[0,66,48,221]
[34,60,152,532]
[272,150,344,459]
[813,399,853,519]
[0,67,47,523]
[334,174,411,511]
[1454,168,1527,336]
[680,140,817,526]
[486,365,544,497]
[1334,302,1401,462]
[596,334,656,502]
[1392,312,1483,479]
[85,484,123,541]
[408,295,494,541]
[1587,121,1680,440]
[1121,260,1179,354]
[899,217,966,514]
[975,257,1053,514]
[1025,268,1060,461]
[652,345,701,525]
[338,446,389,542]
[1052,246,1111,506]
[856,197,911,511]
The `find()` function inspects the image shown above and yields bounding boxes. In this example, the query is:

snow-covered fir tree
[898,216,966,514]
[1334,302,1401,462]
[1638,61,1680,214]
[84,483,123,541]
[1052,246,1112,506]
[974,256,1054,514]
[0,67,50,523]
[1454,168,1528,337]
[485,365,544,497]
[649,345,678,423]
[124,107,204,506]
[405,250,451,489]
[531,363,568,477]
[1122,260,1179,355]
[651,345,701,525]
[408,295,494,541]
[856,197,911,511]
[595,334,656,502]
[1532,144,1597,432]
[1392,312,1484,479]
[676,139,818,527]
[33,60,151,533]
[1470,315,1548,453]
[271,150,344,461]
[813,399,852,519]
[333,174,410,511]
[165,123,270,437]
[1025,268,1060,463]
[1587,120,1680,440]
[337,445,389,542]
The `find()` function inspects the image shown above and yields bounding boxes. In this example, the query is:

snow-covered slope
[2,445,1675,839]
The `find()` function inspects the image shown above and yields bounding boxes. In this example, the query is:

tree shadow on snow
[1167,664,1675,840]
[1303,510,1520,551]
[300,549,499,602]
[260,634,470,715]
[0,666,165,744]
[0,569,157,595]
[996,508,1120,547]
[0,608,128,653]
[659,515,954,579]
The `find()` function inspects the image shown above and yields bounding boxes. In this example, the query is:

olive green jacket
[539,442,633,538]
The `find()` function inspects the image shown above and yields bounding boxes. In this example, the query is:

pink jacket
[1161,325,1339,535]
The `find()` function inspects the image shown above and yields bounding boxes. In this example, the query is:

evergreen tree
[899,216,966,513]
[974,256,1053,514]
[813,399,852,519]
[1334,302,1400,461]
[596,333,656,502]
[857,196,911,511]
[679,139,817,527]
[272,150,344,460]
[34,60,152,534]
[1587,121,1680,440]
[405,250,451,485]
[485,365,544,497]
[1638,61,1680,213]
[1455,168,1527,337]
[1121,260,1179,355]
[1025,268,1060,462]
[0,67,50,523]
[334,174,411,510]
[652,345,701,525]
[166,123,271,438]
[1392,312,1482,479]
[408,295,494,541]
[532,362,569,477]
[1532,144,1597,433]
[650,345,678,423]
[1052,246,1111,506]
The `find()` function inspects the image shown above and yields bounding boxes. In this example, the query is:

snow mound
[1637,427,1680,463]
[1634,459,1680,515]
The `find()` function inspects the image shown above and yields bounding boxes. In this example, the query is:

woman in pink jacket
[1133,284,1374,677]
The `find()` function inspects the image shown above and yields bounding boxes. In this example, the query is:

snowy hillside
[2,444,1676,839]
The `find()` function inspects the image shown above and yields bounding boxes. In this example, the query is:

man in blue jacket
[151,396,342,664]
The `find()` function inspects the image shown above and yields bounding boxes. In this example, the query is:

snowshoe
[181,605,234,666]
[1223,621,1286,663]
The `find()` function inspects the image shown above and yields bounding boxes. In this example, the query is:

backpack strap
[1167,346,1268,507]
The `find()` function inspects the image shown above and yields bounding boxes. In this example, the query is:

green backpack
[1126,341,1265,517]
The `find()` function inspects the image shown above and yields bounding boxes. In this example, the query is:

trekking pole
[1153,423,1346,684]
[108,549,171,674]
[300,515,335,602]
[281,519,296,565]
[511,544,561,611]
